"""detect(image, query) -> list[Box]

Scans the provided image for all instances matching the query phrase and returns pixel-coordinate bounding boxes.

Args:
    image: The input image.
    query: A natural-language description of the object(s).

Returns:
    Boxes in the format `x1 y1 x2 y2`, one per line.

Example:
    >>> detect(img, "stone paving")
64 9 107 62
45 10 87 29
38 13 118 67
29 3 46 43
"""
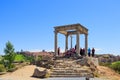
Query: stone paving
50 58 94 78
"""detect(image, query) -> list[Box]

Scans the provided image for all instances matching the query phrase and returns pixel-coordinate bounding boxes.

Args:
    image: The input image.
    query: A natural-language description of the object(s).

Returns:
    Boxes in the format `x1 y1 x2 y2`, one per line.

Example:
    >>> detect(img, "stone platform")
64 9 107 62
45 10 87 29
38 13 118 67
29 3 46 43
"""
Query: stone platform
50 57 99 78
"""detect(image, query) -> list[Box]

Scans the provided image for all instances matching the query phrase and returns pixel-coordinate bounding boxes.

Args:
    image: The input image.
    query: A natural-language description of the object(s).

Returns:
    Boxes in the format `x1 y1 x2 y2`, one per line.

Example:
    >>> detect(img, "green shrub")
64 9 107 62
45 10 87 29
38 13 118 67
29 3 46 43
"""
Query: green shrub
0 56 4 64
14 54 25 62
7 64 16 72
99 62 111 67
25 56 34 63
36 55 42 61
110 61 120 73
0 64 6 72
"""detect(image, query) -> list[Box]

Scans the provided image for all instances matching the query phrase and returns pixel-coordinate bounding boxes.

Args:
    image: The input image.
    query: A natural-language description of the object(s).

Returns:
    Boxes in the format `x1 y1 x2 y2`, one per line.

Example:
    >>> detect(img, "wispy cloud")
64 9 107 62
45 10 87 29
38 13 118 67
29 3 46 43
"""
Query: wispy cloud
95 48 102 52
27 49 41 52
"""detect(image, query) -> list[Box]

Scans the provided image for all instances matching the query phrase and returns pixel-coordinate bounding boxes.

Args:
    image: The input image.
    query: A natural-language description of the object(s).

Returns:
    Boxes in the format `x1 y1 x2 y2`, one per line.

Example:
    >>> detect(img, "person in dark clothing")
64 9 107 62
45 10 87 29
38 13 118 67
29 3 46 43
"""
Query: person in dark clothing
58 47 60 56
75 44 76 50
82 48 85 56
80 48 83 56
92 48 95 57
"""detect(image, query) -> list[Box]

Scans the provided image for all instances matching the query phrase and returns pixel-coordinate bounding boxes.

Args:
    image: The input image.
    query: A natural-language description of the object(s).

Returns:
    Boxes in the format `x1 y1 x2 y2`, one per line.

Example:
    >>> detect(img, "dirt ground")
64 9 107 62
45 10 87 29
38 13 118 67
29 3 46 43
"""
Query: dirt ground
0 65 45 80
97 66 120 80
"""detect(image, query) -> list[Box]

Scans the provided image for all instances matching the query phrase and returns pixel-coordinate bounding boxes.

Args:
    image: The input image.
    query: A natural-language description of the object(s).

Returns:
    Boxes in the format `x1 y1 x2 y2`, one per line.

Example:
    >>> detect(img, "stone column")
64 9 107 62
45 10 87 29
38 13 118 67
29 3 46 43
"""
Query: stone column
85 34 88 56
65 34 68 52
76 31 80 55
54 31 58 56
70 35 72 49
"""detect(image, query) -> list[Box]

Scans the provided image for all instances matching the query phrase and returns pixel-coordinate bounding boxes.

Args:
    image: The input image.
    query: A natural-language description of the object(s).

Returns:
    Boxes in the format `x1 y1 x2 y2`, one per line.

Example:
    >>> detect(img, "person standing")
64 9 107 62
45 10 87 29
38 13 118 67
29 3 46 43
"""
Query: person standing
80 48 83 56
92 48 95 57
82 48 85 56
88 48 91 57
75 44 76 50
58 47 60 56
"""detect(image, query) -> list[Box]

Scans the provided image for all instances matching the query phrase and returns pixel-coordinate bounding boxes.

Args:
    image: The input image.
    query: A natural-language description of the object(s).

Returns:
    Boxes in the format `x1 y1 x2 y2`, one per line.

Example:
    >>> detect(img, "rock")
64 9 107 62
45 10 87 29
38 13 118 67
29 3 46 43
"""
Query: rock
76 57 99 67
32 67 50 78
76 57 88 66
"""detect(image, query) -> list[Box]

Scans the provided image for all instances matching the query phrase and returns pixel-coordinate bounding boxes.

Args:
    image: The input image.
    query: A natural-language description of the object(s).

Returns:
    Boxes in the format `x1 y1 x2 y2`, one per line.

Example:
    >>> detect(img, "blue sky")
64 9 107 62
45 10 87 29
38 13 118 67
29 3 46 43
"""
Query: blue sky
0 0 120 55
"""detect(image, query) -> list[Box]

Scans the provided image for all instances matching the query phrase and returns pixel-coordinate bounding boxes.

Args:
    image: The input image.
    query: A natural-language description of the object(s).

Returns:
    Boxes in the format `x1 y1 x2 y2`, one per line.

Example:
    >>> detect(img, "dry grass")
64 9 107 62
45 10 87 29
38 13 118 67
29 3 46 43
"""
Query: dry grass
97 66 120 80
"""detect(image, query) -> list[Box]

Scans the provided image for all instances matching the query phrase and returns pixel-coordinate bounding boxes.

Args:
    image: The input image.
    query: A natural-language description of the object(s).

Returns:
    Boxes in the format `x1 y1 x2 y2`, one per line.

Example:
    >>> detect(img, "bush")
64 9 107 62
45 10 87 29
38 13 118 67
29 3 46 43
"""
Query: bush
37 55 42 61
0 64 6 72
0 56 4 64
99 62 111 67
110 61 120 73
14 54 25 62
7 64 16 72
25 56 35 63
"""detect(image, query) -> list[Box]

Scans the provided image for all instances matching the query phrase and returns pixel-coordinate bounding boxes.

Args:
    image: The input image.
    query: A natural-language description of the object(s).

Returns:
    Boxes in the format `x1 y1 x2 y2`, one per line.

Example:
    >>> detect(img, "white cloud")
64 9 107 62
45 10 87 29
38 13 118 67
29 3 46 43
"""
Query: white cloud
47 48 65 53
95 48 102 52
27 49 41 52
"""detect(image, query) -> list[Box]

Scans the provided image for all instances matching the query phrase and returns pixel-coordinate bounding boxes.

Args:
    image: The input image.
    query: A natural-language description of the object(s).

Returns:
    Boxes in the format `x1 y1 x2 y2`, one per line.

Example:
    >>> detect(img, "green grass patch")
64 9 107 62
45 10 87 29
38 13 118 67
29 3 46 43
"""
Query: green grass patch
99 62 111 67
14 54 25 62
110 61 120 74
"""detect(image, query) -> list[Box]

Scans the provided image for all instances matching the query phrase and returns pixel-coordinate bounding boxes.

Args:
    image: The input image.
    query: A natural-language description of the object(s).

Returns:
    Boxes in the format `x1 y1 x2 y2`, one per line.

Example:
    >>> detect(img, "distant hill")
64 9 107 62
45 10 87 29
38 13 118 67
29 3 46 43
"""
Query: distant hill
95 54 120 63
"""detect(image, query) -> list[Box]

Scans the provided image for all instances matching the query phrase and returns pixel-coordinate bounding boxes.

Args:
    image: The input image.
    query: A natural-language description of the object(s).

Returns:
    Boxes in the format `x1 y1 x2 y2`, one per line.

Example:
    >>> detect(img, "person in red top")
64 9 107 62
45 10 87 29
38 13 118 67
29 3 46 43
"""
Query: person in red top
92 48 95 57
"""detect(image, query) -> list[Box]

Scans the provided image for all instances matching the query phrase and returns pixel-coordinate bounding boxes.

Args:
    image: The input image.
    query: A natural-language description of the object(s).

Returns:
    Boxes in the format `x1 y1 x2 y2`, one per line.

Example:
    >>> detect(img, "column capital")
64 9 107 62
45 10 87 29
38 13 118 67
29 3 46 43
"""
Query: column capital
85 34 88 36
77 30 80 33
54 30 58 34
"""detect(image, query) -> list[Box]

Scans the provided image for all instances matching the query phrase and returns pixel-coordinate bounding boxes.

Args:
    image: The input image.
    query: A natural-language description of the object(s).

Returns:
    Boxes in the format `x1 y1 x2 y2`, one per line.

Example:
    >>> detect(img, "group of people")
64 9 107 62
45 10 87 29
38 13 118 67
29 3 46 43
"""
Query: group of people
57 46 95 57
80 48 85 56
80 48 95 57
88 48 95 57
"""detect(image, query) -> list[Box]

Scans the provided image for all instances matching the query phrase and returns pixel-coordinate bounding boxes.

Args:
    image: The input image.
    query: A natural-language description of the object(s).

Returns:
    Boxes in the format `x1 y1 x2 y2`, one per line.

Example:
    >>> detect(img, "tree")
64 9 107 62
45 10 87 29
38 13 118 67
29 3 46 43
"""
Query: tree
4 41 15 69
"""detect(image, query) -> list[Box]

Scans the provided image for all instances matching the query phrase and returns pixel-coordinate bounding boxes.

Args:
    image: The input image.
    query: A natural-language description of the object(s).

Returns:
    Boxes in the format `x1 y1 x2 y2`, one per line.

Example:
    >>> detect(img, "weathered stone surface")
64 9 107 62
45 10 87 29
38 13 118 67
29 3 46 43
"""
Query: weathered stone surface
32 67 50 78
50 58 95 78
76 57 99 67
36 60 54 69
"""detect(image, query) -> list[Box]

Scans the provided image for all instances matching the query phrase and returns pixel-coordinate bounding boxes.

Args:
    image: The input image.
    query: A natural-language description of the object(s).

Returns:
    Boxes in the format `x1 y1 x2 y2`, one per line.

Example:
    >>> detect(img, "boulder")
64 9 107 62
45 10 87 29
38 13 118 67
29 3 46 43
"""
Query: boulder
76 57 99 67
32 67 50 78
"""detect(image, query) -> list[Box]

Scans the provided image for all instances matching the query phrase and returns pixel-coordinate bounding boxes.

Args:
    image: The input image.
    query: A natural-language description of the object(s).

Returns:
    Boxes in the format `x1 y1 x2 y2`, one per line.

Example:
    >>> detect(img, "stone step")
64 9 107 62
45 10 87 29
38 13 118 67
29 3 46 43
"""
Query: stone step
50 73 94 77
51 72 92 75
50 74 83 77
52 68 89 71
52 70 89 73
54 64 81 67
52 70 75 73
52 68 73 70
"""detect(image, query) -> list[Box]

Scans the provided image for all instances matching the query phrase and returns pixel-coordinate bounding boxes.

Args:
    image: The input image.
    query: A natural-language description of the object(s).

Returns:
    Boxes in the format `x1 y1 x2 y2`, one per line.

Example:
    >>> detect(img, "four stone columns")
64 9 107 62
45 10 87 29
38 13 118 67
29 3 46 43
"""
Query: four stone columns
54 31 88 57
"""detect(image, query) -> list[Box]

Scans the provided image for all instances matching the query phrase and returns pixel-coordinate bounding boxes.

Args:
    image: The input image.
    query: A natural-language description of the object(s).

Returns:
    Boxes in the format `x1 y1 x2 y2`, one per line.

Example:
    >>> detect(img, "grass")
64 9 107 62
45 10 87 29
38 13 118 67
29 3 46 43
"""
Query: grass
110 61 120 74
14 54 25 62
100 61 120 74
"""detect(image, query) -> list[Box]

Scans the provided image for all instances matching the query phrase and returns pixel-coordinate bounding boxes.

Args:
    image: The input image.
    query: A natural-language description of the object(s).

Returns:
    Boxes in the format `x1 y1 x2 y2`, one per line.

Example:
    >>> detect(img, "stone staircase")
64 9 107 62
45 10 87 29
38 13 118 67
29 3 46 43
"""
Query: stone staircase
50 58 94 78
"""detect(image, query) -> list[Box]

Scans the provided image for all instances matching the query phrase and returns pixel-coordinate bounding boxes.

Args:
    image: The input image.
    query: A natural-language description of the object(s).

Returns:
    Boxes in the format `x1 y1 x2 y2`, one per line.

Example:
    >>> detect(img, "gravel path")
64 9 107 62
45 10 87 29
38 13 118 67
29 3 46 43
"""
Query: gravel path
0 65 44 80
